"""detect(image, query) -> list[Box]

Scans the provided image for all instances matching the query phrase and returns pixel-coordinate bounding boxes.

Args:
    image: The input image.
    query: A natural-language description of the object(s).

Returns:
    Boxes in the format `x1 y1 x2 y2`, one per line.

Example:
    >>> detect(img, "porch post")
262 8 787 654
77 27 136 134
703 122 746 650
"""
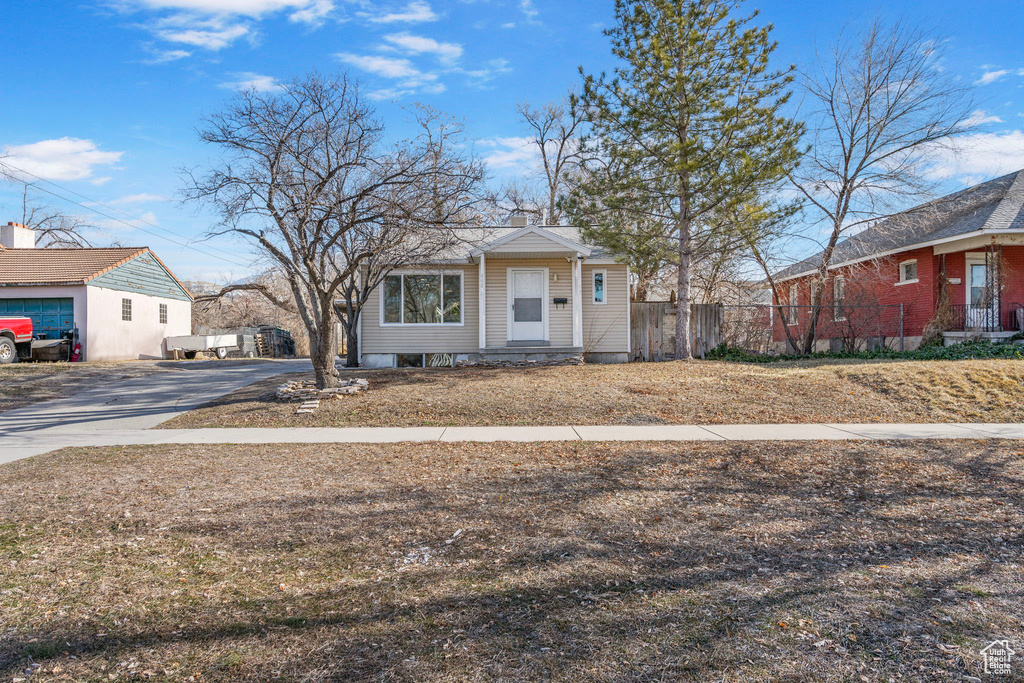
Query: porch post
572 254 583 348
478 253 487 349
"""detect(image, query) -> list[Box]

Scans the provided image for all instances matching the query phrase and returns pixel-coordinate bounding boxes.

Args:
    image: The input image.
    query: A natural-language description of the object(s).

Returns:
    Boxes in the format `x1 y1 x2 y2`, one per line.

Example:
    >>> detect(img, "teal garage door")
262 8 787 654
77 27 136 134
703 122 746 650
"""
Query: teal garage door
0 298 75 339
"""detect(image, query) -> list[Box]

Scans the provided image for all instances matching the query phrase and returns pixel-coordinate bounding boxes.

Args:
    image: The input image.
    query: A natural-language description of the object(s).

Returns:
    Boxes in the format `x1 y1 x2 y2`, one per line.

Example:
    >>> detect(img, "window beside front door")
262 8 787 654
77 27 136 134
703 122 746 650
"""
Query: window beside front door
593 270 606 304
382 272 462 325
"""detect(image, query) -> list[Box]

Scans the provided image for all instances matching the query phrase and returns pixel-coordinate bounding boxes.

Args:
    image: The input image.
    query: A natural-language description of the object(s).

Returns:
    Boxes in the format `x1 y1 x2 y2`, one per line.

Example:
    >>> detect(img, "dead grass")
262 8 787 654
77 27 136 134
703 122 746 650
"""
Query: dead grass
0 439 1021 681
161 358 1024 428
0 358 273 413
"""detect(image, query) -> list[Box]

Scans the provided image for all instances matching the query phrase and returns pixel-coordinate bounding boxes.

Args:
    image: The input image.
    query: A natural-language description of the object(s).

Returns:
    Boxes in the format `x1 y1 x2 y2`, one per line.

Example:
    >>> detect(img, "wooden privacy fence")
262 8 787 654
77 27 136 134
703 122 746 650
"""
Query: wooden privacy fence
630 302 723 361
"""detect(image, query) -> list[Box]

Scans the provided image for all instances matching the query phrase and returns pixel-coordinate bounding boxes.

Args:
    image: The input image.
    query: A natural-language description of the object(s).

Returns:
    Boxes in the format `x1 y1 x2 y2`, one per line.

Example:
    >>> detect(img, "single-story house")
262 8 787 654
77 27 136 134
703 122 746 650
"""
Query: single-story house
0 222 192 361
771 169 1024 350
358 218 631 367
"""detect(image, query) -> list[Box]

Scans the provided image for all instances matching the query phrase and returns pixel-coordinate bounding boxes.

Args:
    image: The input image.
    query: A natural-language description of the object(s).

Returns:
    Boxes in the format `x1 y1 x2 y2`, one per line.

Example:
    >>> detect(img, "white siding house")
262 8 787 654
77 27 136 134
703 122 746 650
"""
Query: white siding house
358 222 631 366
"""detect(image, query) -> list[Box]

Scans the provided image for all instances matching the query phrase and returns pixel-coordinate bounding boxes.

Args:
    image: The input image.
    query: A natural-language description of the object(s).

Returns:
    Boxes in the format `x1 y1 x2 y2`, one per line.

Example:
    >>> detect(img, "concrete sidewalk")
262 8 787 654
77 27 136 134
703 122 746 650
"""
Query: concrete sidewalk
4 422 1024 466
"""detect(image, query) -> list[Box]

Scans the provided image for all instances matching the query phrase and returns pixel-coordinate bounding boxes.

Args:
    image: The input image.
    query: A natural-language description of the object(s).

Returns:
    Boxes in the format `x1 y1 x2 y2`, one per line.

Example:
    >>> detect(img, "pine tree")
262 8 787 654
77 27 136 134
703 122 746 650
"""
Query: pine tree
572 0 803 358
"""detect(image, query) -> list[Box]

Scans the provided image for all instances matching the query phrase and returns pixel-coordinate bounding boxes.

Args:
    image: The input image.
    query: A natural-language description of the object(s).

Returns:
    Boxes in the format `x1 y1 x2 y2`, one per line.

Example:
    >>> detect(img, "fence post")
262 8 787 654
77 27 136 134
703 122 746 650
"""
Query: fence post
899 304 905 352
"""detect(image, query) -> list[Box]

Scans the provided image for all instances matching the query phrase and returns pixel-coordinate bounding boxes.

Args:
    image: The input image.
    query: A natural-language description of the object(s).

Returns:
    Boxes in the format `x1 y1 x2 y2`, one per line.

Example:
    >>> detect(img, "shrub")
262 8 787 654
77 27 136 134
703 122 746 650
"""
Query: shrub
704 340 1024 363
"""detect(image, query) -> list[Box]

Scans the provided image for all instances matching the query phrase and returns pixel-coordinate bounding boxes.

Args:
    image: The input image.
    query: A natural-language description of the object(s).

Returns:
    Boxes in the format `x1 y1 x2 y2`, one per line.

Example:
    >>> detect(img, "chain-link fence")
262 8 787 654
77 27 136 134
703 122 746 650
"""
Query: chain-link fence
721 304 906 355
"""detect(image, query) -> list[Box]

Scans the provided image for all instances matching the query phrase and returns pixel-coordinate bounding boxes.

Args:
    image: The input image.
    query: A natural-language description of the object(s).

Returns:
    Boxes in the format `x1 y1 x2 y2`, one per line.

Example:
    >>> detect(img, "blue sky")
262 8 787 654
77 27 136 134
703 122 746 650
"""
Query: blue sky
2 0 1024 282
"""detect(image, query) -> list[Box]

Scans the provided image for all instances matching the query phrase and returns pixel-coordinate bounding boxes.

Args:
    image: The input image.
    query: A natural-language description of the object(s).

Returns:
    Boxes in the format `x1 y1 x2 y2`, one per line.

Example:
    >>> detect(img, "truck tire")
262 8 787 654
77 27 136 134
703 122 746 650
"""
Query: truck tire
215 346 228 360
0 337 17 364
183 350 198 360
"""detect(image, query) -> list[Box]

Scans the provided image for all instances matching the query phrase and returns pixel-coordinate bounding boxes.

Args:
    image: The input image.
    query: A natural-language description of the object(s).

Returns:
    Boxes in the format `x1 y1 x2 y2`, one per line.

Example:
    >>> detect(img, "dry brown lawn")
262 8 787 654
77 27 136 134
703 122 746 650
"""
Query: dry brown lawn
162 358 1024 428
1 439 1022 681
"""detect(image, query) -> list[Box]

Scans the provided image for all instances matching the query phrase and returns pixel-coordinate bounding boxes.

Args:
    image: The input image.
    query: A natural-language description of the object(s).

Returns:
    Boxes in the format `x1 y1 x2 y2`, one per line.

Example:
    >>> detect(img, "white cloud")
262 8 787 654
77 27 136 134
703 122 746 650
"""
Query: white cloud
924 130 1024 184
220 72 283 91
142 48 192 63
478 136 537 172
518 0 539 23
363 1 438 23
382 32 462 65
336 52 443 98
975 69 1010 86
109 193 169 205
458 58 512 86
1 138 123 182
117 0 334 54
501 22 516 29
961 110 1004 127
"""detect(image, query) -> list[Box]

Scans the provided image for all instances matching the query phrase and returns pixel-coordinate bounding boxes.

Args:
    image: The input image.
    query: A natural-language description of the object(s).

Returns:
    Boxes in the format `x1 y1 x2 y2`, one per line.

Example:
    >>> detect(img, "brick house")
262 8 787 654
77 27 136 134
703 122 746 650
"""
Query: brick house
772 170 1024 351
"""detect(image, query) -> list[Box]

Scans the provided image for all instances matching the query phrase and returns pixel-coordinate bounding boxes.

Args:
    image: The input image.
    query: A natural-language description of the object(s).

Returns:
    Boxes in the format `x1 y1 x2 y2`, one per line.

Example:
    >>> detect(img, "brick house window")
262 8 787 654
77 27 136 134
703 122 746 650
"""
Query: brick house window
833 276 846 321
788 286 799 324
121 298 132 322
159 303 168 324
899 260 918 283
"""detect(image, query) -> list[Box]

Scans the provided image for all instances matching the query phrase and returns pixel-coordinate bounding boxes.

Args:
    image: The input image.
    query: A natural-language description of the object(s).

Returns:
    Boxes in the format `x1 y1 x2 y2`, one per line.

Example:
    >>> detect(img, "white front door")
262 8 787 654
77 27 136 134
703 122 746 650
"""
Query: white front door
508 268 547 341
966 259 997 329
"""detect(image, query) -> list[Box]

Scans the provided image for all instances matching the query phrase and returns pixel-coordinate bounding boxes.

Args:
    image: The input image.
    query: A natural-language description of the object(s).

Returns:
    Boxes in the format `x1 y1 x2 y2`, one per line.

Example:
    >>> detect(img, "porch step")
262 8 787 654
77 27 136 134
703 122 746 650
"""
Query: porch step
505 340 550 347
482 346 582 353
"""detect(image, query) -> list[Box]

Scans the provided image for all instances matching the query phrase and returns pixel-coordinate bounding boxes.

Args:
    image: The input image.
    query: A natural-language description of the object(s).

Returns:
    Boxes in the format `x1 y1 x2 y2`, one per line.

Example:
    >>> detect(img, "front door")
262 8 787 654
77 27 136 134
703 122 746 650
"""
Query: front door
509 269 546 341
966 259 997 329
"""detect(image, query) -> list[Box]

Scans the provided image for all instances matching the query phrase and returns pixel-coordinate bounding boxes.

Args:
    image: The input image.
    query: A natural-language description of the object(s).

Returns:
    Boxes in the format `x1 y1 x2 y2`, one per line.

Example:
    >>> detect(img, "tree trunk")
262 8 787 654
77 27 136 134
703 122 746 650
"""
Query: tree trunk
345 309 359 367
309 316 339 389
675 224 693 360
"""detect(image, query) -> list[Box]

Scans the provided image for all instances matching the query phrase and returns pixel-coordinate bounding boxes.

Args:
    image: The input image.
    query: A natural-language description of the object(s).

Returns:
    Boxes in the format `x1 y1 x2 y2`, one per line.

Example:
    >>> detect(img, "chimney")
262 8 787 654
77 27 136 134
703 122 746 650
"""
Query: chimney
0 222 36 249
508 215 530 228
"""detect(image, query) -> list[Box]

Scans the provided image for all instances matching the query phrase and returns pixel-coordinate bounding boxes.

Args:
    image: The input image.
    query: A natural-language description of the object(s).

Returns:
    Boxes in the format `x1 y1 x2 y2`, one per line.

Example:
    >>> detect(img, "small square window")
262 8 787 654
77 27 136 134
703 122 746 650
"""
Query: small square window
159 303 168 324
899 260 918 282
121 298 132 322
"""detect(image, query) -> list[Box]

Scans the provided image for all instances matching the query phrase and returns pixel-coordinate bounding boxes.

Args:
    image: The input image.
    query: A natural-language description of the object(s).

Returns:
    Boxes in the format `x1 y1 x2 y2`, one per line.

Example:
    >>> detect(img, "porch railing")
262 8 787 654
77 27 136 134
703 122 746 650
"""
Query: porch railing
947 303 1024 332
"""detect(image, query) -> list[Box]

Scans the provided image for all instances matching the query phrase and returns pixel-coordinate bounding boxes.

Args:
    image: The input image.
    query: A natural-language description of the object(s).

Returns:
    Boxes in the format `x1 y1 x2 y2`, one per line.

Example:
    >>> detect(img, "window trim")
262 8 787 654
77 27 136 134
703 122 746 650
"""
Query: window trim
379 270 465 327
833 276 847 321
592 269 608 305
787 286 799 325
121 298 132 322
159 303 168 325
896 259 919 285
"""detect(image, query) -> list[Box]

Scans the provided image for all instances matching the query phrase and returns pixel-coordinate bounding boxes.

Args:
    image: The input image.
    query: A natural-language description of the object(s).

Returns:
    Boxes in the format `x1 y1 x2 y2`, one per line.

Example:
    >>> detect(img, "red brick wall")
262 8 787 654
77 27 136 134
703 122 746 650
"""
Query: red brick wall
773 245 1024 343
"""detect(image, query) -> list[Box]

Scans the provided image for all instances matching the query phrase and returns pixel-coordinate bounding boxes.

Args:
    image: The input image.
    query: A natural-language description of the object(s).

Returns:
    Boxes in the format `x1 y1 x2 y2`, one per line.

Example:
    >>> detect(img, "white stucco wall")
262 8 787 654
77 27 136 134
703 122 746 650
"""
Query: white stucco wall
85 285 191 360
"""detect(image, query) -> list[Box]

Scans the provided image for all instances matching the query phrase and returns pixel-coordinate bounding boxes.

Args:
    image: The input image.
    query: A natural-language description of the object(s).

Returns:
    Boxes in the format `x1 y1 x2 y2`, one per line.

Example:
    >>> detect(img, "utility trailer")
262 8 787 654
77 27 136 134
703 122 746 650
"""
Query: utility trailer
164 334 243 360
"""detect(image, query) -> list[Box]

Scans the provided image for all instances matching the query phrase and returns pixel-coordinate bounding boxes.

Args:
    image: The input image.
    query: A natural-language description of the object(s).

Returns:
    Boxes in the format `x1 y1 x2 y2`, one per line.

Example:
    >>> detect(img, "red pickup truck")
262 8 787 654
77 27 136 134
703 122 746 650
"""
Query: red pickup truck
0 316 33 364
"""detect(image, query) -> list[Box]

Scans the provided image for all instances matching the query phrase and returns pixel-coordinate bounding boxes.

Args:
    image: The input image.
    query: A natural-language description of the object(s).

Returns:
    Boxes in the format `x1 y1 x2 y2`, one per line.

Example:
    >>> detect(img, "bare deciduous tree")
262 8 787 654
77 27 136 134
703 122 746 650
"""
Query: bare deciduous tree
0 179 95 247
790 19 973 352
185 73 484 388
493 95 587 224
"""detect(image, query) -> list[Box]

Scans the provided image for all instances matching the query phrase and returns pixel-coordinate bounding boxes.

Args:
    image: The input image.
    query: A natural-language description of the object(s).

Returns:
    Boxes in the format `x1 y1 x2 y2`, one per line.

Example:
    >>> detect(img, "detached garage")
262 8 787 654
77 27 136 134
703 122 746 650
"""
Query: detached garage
0 222 192 361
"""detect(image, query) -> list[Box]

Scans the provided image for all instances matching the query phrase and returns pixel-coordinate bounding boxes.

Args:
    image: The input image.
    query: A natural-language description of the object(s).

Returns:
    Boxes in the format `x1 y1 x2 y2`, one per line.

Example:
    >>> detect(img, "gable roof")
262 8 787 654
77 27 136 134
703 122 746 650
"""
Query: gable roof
775 170 1024 280
0 247 193 299
469 225 593 257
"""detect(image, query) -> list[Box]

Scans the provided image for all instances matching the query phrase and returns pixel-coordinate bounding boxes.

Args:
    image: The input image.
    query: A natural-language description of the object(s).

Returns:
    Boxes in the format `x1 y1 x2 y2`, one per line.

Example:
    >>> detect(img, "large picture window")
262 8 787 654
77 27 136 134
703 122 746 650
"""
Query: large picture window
383 272 462 325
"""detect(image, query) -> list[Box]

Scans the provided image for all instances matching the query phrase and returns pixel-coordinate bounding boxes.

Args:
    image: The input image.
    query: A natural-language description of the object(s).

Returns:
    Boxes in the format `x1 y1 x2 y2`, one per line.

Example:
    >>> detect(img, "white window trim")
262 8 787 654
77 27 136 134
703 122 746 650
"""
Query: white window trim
787 286 799 325
897 259 919 285
121 298 132 322
506 266 550 342
833 276 847 321
379 270 465 327
592 269 608 305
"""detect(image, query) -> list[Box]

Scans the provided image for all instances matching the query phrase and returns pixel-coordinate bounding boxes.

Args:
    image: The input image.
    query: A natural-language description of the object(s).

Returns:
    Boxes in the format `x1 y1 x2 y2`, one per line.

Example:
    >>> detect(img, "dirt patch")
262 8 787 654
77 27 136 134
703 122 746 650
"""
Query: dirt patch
0 439 1020 681
161 358 1024 428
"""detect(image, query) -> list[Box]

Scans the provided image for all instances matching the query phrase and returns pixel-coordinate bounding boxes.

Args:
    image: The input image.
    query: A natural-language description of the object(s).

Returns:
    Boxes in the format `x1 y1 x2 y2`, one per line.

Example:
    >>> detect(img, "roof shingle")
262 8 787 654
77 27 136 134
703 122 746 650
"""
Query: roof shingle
0 247 148 285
